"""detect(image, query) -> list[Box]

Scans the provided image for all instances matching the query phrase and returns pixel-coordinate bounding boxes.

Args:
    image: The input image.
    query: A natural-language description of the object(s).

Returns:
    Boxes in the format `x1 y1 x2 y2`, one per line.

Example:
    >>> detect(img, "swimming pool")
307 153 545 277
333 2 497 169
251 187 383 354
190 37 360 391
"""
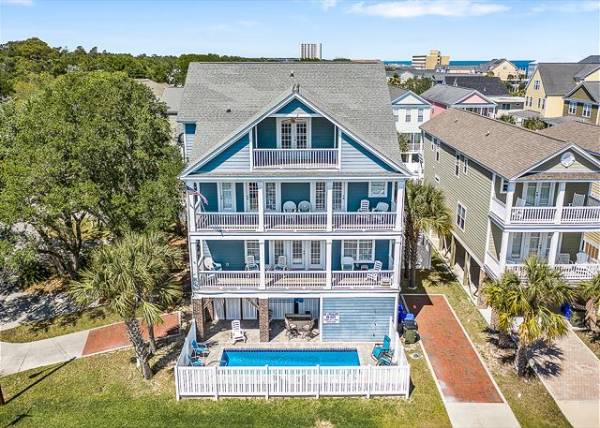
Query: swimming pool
220 348 360 367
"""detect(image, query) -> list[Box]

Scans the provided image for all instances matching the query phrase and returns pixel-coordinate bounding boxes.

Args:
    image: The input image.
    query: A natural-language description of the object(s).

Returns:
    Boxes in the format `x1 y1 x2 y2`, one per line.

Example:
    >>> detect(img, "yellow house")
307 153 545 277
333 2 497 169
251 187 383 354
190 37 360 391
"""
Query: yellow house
524 61 600 118
480 59 520 81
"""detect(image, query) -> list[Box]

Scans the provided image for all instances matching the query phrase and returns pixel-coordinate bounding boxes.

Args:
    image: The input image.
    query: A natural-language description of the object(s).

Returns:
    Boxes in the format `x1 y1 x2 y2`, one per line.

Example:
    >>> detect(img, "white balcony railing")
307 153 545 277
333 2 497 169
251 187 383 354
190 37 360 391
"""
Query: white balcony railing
505 206 600 225
264 213 327 231
506 263 600 282
561 207 600 224
196 213 259 231
194 271 260 290
266 271 327 289
253 149 338 169
510 207 556 223
332 213 397 231
332 271 394 288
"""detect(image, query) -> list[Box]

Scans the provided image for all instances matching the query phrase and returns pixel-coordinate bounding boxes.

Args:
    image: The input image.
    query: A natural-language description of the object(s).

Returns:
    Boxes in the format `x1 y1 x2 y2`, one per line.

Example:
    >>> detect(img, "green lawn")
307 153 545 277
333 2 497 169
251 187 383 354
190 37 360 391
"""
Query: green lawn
0 339 450 428
0 306 123 343
407 254 570 428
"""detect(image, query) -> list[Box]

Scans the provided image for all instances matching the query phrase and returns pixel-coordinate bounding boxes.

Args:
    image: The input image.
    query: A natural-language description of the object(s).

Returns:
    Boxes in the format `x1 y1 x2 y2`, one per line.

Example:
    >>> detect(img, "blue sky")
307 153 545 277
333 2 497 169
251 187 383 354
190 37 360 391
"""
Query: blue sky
1 0 598 61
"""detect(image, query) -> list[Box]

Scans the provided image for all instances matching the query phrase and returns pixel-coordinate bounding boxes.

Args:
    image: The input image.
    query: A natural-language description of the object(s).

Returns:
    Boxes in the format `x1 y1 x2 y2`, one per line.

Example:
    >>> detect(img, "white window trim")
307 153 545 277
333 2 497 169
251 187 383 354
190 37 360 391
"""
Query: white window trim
368 181 388 198
275 117 312 149
332 181 347 212
463 156 469 175
499 178 509 194
454 153 461 177
456 202 467 231
342 240 375 263
244 240 260 262
582 103 592 118
435 140 441 162
310 181 327 212
244 182 259 212
264 182 281 212
217 182 237 212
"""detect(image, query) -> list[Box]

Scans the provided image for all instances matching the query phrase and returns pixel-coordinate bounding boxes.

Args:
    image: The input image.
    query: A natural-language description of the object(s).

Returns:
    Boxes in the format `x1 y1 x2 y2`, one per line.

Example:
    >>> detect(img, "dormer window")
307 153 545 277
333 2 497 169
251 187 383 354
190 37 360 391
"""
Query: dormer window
277 118 311 148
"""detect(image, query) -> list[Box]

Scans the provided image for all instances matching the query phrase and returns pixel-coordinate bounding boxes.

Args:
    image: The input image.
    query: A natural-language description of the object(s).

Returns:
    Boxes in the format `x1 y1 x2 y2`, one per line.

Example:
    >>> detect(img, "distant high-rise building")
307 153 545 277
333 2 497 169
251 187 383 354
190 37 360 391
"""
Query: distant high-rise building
411 50 450 70
300 43 322 60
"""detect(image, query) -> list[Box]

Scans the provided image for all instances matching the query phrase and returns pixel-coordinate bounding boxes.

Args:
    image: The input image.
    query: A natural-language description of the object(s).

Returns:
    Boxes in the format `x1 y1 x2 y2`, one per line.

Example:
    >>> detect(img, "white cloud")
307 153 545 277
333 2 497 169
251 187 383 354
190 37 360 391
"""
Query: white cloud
0 0 33 5
321 0 339 10
348 0 509 18
530 0 600 13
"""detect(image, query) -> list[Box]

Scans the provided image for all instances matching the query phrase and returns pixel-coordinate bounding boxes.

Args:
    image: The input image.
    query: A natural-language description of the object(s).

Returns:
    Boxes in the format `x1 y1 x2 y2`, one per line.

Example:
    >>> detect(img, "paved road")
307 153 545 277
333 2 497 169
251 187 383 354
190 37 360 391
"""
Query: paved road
1 312 180 375
403 294 520 428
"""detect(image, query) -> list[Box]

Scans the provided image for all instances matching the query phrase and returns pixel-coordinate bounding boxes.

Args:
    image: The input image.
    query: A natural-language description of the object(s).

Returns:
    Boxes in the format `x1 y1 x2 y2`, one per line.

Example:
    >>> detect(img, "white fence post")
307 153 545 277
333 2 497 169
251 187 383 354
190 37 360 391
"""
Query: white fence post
213 366 218 400
265 365 270 399
316 364 321 398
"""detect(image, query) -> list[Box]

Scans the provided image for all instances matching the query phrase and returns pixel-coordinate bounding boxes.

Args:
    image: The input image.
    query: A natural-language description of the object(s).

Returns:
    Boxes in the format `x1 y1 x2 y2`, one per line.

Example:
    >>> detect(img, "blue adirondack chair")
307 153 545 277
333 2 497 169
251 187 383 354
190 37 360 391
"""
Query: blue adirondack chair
191 339 209 357
371 335 391 360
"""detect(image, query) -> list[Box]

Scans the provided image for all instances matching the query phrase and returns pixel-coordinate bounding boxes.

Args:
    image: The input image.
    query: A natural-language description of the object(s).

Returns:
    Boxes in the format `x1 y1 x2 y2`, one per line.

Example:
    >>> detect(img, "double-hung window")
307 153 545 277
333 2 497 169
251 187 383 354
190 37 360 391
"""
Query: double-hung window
405 110 412 122
455 153 461 176
582 103 592 118
534 80 540 90
456 203 467 231
463 156 469 174
568 101 577 115
435 140 441 162
368 181 388 198
417 110 424 122
278 118 310 148
314 182 326 211
332 182 344 211
265 182 278 211
245 240 260 262
247 182 259 211
342 240 375 263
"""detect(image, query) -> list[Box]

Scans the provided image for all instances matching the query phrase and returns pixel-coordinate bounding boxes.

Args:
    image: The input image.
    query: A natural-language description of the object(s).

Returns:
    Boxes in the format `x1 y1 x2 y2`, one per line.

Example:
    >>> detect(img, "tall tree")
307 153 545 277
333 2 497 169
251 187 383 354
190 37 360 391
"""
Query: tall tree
581 273 600 333
404 181 451 288
482 257 574 376
70 232 180 379
0 71 182 278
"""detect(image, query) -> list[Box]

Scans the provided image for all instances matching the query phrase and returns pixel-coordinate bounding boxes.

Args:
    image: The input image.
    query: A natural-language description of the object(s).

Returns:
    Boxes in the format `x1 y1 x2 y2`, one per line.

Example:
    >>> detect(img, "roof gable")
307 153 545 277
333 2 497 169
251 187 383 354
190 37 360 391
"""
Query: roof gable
274 98 315 115
458 93 493 105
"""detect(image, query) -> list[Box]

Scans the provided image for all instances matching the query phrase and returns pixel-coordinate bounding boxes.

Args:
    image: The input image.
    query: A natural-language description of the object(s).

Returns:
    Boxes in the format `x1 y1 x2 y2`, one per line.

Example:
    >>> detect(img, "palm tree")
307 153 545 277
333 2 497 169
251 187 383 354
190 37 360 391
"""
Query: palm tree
483 257 575 376
404 181 452 288
70 232 181 379
498 115 516 125
581 273 600 333
481 272 520 348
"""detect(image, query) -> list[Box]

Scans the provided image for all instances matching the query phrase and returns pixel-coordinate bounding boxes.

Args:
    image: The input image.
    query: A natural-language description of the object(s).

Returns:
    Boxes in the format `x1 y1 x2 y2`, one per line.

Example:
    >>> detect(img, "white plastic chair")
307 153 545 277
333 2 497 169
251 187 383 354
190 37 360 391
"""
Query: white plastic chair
273 256 287 271
372 202 389 212
557 253 571 264
358 199 370 212
298 200 311 212
231 320 246 343
341 256 355 271
203 256 222 271
571 193 585 207
245 255 259 271
576 252 589 264
283 201 297 212
367 261 383 282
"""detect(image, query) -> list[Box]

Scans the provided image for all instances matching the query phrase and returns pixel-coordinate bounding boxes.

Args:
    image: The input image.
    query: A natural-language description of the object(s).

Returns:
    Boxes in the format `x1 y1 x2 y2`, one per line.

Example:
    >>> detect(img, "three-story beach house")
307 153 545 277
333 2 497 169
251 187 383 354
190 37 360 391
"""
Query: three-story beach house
421 109 600 294
178 62 412 342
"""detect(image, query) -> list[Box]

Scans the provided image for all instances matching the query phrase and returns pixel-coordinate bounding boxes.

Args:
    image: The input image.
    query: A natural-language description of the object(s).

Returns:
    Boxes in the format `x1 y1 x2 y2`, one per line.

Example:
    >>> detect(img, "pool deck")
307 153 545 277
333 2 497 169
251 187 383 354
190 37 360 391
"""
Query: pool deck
200 320 378 366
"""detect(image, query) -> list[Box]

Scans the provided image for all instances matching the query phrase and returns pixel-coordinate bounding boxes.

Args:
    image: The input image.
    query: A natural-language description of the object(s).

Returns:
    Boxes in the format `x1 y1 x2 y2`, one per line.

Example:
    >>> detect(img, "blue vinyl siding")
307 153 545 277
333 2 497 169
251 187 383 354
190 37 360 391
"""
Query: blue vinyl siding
195 134 250 173
184 123 196 158
281 183 310 206
340 133 395 172
235 183 245 212
256 117 277 149
311 117 335 148
206 240 245 270
275 99 315 115
332 241 342 270
321 297 395 342
346 182 393 211
199 183 218 212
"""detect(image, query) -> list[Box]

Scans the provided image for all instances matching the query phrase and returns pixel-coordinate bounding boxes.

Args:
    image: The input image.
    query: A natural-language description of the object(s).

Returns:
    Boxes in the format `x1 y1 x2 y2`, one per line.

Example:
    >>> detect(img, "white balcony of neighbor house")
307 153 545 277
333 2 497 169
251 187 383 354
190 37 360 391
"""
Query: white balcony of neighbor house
489 177 600 227
250 115 340 169
191 180 404 233
485 228 600 283
191 238 402 293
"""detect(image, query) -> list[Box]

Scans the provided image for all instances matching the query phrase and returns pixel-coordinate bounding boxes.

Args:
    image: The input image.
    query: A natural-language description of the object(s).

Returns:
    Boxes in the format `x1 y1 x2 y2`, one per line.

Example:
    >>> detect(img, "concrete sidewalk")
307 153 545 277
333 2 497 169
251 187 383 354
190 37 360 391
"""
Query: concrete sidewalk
532 330 600 428
1 312 180 375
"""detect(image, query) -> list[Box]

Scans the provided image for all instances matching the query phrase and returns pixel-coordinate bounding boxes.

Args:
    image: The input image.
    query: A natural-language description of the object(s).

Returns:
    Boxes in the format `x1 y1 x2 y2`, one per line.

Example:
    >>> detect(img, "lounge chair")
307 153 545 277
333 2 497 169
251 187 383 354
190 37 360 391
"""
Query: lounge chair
245 255 259 271
367 260 383 282
231 320 246 344
376 352 393 366
190 357 204 367
191 339 209 357
273 255 287 271
358 199 370 212
285 318 299 339
371 335 391 361
298 200 311 212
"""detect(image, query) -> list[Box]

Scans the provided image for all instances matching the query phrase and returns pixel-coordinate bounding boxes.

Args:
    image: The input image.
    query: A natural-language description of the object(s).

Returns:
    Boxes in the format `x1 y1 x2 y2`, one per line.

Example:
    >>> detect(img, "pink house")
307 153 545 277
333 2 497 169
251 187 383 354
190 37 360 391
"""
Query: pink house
422 84 497 117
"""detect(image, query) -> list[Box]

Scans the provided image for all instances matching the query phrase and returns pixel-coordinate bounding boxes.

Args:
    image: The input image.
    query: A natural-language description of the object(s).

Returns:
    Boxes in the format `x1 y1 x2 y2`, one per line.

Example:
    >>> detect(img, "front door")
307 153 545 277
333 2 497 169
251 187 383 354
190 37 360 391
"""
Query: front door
524 232 550 261
219 182 235 212
284 240 324 269
308 241 325 269
290 240 304 269
524 183 554 206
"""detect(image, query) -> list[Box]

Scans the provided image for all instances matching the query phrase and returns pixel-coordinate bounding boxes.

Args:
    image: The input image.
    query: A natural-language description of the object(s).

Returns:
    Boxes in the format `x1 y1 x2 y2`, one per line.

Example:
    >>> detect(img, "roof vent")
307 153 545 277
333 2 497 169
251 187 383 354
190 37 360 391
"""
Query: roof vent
292 83 300 93
485 131 490 136
226 108 232 113
290 71 294 77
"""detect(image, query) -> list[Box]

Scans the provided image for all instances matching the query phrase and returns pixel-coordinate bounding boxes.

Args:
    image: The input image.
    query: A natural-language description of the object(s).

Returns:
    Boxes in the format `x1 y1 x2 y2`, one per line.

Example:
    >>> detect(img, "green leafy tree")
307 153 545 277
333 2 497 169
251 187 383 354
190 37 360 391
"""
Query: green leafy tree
482 257 574 376
581 273 600 333
523 118 547 130
498 115 516 125
0 71 182 278
71 232 181 379
404 181 452 288
397 133 410 152
392 76 433 95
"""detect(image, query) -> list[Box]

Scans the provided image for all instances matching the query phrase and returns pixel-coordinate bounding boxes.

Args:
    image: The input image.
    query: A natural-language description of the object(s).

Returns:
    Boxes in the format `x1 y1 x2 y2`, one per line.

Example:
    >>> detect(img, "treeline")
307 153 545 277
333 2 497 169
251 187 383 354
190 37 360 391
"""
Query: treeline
0 37 261 97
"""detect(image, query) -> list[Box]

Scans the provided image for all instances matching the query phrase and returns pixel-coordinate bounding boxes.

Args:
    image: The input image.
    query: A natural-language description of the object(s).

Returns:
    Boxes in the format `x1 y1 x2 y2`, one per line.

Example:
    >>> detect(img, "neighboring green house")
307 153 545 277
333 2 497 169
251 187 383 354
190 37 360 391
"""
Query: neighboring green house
563 81 600 125
420 109 600 293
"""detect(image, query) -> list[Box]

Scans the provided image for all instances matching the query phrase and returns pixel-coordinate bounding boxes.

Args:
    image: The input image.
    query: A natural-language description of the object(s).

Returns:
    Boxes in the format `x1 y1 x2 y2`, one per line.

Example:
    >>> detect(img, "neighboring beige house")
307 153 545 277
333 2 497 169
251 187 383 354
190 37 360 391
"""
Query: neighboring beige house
524 59 600 118
420 109 600 294
540 121 600 262
479 59 521 81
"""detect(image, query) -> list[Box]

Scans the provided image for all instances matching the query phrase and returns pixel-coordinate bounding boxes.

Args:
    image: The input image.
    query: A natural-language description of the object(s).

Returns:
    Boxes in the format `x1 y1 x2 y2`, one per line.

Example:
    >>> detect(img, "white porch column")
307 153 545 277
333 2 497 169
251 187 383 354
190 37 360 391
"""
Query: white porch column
394 181 405 232
257 181 265 231
504 181 516 223
325 239 332 289
498 231 510 273
548 232 560 266
189 238 199 287
554 182 566 224
259 239 266 290
187 182 197 233
392 237 402 289
326 181 333 232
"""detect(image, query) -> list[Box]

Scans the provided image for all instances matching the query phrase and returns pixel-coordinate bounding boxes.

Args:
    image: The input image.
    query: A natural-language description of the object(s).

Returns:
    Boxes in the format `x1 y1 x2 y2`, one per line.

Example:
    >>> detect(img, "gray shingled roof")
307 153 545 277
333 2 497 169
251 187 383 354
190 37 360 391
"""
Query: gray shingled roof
565 81 600 103
443 76 509 96
536 63 600 95
388 85 409 102
421 84 494 106
420 109 584 179
161 87 184 114
178 62 400 168
539 121 600 154
478 58 505 72
579 55 600 64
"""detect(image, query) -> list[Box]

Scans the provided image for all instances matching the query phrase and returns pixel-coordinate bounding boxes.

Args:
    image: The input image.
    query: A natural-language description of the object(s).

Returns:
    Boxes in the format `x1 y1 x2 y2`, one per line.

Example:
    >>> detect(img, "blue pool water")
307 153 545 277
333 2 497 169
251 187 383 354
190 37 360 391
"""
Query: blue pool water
220 348 360 367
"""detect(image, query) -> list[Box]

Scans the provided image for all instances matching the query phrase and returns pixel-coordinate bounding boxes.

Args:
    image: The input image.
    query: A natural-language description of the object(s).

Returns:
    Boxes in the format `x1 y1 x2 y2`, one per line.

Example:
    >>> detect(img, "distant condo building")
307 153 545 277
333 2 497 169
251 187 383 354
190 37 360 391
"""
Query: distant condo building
300 43 322 60
411 49 449 70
